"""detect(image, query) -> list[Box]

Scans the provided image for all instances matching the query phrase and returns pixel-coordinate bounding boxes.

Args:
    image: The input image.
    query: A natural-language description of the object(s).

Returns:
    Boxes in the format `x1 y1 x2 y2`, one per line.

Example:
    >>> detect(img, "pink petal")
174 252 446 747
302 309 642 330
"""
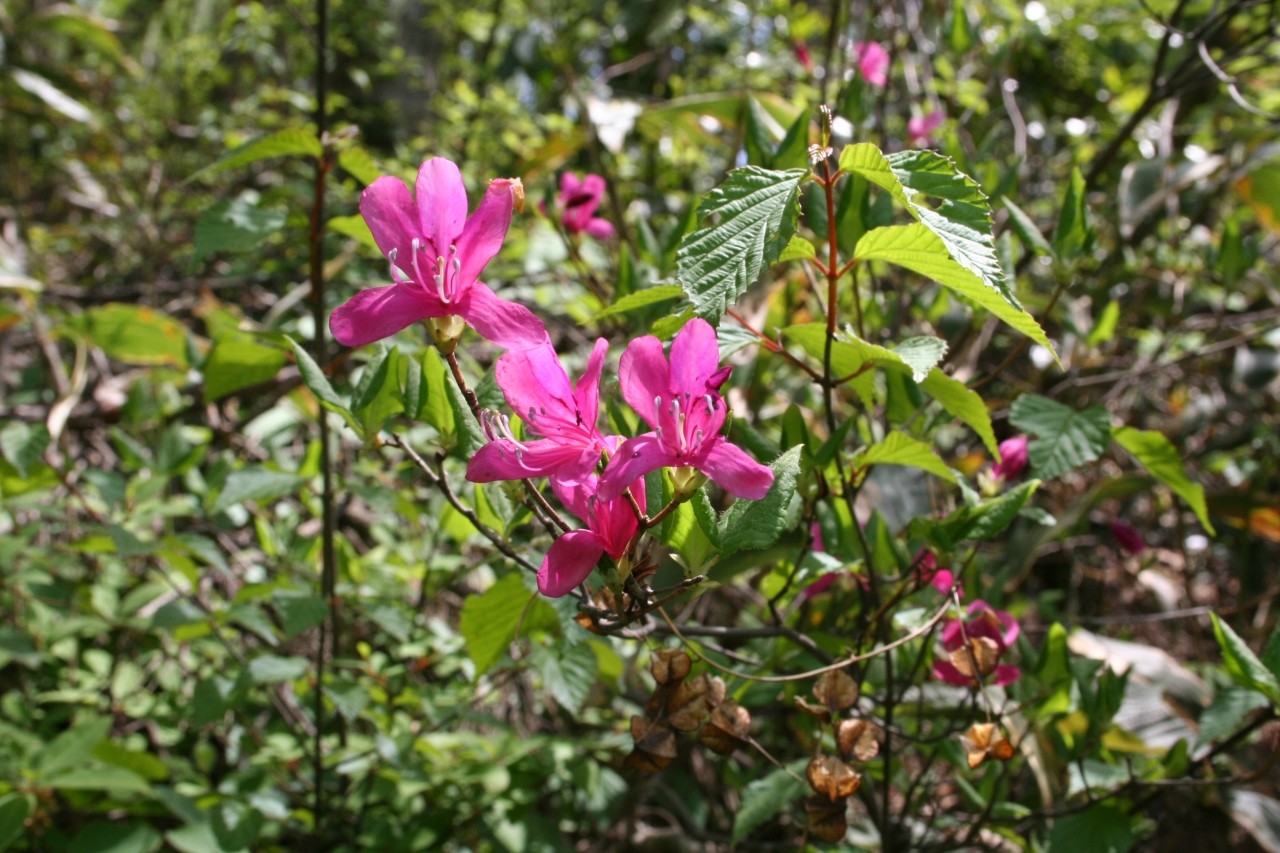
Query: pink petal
539 529 605 597
415 158 468 251
572 338 610 427
700 441 774 500
993 664 1021 687
455 178 516 287
598 433 671 501
933 660 971 687
360 176 420 261
669 318 720 394
584 217 616 240
617 335 669 428
559 172 584 199
456 283 548 351
329 283 441 347
495 340 575 426
465 438 586 482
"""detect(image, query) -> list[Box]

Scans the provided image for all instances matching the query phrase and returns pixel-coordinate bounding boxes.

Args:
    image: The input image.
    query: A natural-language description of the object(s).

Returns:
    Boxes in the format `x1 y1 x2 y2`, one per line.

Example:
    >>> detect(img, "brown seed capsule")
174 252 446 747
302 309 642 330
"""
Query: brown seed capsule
627 716 677 773
949 636 1001 681
806 754 862 802
836 718 881 762
651 648 692 685
794 695 832 723
805 796 849 843
666 674 712 732
700 700 752 755
814 670 860 713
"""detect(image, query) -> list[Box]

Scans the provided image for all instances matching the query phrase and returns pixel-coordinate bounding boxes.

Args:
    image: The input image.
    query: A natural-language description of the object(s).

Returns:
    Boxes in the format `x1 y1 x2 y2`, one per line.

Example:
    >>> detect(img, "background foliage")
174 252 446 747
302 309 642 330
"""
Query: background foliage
2 0 1279 849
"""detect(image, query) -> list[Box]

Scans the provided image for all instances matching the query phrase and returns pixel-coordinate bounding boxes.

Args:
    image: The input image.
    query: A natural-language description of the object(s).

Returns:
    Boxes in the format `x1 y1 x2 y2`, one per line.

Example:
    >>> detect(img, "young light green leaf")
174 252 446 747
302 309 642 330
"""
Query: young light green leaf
718 446 802 558
1113 426 1215 534
327 214 378 251
783 322 921 382
1053 167 1091 260
188 127 321 183
677 167 807 320
852 432 957 485
1211 613 1280 706
893 336 949 382
1009 394 1111 479
1087 300 1121 347
459 573 537 675
777 235 816 263
592 284 684 321
246 654 309 684
203 336 286 402
336 145 381 186
920 369 999 456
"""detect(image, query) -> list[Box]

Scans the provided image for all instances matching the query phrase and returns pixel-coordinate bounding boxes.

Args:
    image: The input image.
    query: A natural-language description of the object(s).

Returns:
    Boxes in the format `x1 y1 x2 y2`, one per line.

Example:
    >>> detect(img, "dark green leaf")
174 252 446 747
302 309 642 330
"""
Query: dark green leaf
718 446 802 558
1009 394 1111 479
211 469 305 514
194 197 285 263
0 421 51 479
733 762 808 843
246 654 308 684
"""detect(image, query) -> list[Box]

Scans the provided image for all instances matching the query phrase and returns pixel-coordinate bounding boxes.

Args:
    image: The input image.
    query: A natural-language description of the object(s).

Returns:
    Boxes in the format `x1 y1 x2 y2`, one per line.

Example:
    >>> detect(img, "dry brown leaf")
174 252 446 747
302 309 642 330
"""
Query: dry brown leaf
806 754 862 801
960 722 1015 769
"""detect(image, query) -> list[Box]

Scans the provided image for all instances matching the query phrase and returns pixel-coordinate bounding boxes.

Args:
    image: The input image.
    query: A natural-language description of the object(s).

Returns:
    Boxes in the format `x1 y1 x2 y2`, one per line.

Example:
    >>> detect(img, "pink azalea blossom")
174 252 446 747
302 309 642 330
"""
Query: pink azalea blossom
918 549 962 597
557 173 615 240
854 41 890 88
598 319 774 502
538 451 644 597
330 157 546 351
907 110 945 147
934 600 1021 688
466 338 610 486
1110 519 1146 555
992 435 1029 480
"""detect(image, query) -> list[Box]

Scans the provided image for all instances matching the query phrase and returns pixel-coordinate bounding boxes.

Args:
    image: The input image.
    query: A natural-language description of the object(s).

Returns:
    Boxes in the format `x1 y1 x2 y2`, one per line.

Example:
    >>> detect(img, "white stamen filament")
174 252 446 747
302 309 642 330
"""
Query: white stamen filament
704 394 715 415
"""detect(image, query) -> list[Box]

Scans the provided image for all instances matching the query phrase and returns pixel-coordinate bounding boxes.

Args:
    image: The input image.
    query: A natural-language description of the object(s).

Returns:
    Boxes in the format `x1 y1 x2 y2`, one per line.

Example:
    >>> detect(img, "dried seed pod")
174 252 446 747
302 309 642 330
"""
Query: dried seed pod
700 700 751 755
627 716 677 773
794 695 832 723
651 649 692 685
705 675 727 708
666 674 712 732
836 718 881 762
806 754 862 802
805 796 849 843
960 722 1015 769
949 636 1001 681
813 670 859 712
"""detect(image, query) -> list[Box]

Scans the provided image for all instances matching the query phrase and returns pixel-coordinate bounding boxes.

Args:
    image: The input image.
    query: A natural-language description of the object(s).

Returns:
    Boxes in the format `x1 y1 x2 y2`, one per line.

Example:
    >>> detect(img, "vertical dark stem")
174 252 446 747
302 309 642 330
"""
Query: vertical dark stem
309 0 335 836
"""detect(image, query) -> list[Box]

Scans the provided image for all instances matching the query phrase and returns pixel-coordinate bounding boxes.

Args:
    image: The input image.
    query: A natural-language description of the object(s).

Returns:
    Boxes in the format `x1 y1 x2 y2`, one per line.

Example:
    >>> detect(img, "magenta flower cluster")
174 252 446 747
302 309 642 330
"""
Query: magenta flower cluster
330 158 774 597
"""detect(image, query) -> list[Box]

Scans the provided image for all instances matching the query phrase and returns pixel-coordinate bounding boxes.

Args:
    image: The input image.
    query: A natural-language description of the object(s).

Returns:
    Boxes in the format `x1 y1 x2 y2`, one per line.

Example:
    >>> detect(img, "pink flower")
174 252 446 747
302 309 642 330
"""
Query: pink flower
854 41 889 88
1110 519 1146 555
793 39 814 73
992 435 1029 480
538 455 644 597
918 550 962 597
557 173 615 240
907 110 944 147
934 600 1021 688
598 319 774 502
466 338 610 486
330 157 547 351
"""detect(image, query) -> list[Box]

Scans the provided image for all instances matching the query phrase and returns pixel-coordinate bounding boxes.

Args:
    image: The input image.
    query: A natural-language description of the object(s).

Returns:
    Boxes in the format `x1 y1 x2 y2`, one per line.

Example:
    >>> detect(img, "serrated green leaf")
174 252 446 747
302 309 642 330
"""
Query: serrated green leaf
893 336 949 382
1002 196 1053 257
677 167 807 320
732 762 809 843
777 234 816 263
920 369 999 456
591 285 683 321
246 654 308 684
212 469 305 514
1211 613 1280 706
0 421 51 479
853 431 957 485
536 642 598 714
783 322 919 382
855 223 1054 356
1009 394 1111 479
941 479 1040 543
1112 426 1214 534
718 446 802 558
75 303 189 368
459 574 539 675
194 197 285 263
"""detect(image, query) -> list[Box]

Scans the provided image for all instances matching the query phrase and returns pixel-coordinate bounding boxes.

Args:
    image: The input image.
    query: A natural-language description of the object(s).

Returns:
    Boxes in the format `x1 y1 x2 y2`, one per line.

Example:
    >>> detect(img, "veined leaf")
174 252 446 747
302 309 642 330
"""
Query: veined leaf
460 573 544 675
1211 613 1280 706
194 196 285 263
783 322 934 383
74 303 189 368
718 446 803 558
676 167 807 320
592 284 684 321
1009 393 1111 479
777 235 816 262
920 369 999 456
1113 426 1215 534
851 432 957 485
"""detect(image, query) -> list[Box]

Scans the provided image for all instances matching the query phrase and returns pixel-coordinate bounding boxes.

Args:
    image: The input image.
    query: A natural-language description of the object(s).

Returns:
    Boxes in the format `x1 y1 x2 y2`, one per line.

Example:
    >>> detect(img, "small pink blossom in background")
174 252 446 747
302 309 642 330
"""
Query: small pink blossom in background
934 600 1021 688
801 522 837 599
854 41 889 88
598 318 774 502
330 157 546 351
917 550 962 597
793 39 814 73
992 435 1029 480
907 110 945 147
1111 519 1146 555
556 173 615 240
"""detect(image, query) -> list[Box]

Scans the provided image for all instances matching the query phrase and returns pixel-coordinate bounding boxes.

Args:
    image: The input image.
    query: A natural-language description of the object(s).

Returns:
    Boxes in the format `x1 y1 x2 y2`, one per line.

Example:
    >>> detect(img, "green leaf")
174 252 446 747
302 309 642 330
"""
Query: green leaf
193 197 285 263
336 145 381 186
1002 196 1053 257
777 234 816 263
46 766 151 796
211 469 305 514
1009 394 1111 479
1112 426 1214 534
75 303 189 368
893 336 949 382
275 594 327 639
67 821 162 853
855 223 1054 357
327 214 377 251
676 167 807 320
1211 613 1280 706
1052 167 1091 260
211 801 264 852
190 127 321 182
246 654 309 684
591 284 683 321
1086 300 1121 348
351 346 404 438
852 432 957 485
733 762 809 843
0 421 51 479
1045 804 1134 853
536 642 598 714
920 369 999 456
0 794 32 852
940 480 1040 544
203 335 286 402
445 373 485 456
419 348 456 435
783 322 929 384
33 716 113 776
718 446 802 558
459 573 542 675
